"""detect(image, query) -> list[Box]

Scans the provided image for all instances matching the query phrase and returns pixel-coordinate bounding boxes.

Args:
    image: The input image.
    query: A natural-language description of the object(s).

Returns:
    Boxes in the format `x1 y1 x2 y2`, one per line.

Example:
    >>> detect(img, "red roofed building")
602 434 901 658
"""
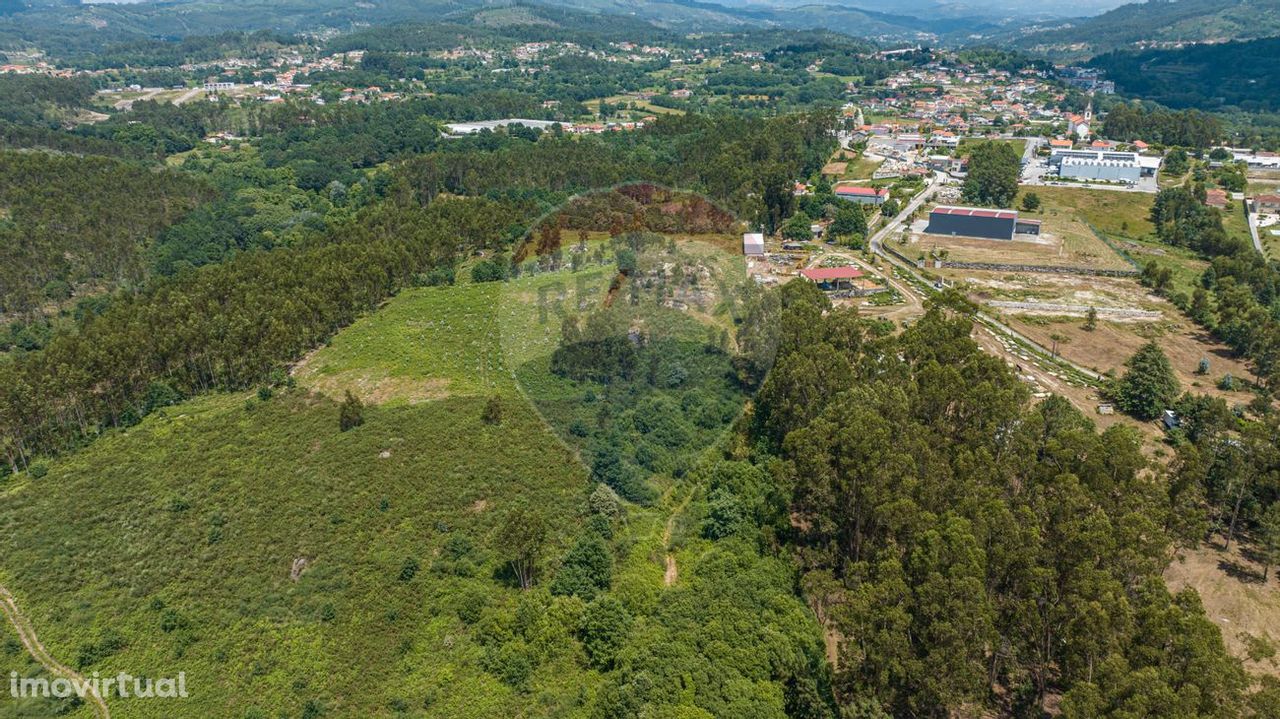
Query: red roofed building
833 183 889 206
1205 189 1228 208
1254 194 1280 214
800 266 864 282
799 266 865 291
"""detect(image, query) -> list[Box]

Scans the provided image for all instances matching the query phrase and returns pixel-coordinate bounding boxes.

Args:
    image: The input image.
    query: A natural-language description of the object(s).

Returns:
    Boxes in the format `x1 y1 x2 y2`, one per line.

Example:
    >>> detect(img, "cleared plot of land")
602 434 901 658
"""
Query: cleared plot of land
911 227 1131 270
957 137 1027 158
842 153 884 180
1166 545 1280 678
1009 314 1255 404
1015 185 1155 238
958 268 1254 400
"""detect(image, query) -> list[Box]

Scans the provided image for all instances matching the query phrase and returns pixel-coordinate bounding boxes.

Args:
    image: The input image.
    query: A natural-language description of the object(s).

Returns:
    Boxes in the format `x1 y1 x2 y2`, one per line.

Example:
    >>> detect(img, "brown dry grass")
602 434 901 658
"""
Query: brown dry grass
1166 544 1280 677
299 369 451 405
913 229 1130 270
1008 314 1255 405
822 161 849 176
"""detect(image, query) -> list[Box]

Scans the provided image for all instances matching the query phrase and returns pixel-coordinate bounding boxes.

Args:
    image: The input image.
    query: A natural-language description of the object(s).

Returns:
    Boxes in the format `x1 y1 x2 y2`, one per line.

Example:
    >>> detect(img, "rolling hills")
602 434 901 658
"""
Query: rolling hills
1012 0 1280 58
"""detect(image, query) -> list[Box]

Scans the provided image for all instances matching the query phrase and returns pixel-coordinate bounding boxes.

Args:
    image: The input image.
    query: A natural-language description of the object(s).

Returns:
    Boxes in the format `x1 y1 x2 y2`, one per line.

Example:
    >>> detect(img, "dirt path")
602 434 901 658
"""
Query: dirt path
0 585 111 718
173 87 205 106
661 491 694 587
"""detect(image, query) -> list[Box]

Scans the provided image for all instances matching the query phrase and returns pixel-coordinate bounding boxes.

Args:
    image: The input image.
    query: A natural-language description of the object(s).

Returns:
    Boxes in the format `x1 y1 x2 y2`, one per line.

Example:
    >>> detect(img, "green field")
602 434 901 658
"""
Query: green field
0 287 593 717
957 137 1027 159
0 240 825 719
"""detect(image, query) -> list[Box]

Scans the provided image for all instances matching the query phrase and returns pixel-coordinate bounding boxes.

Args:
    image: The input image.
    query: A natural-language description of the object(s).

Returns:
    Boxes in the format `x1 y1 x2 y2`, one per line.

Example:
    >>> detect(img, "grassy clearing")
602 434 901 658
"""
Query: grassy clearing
1166 545 1280 678
958 137 1027 158
842 153 884 180
1222 199 1254 248
1016 185 1155 239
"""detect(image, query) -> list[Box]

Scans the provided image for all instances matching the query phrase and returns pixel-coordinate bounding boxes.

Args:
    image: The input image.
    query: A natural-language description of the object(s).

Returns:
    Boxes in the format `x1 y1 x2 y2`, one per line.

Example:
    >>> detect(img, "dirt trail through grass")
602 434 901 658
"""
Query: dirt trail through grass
0 585 111 719
661 491 695 587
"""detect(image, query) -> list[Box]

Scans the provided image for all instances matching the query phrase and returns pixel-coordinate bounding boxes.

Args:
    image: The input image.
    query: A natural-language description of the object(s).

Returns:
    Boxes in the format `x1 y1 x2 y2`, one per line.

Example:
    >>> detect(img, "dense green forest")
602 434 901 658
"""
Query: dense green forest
0 151 213 316
751 286 1280 717
1090 38 1280 114
1097 103 1223 148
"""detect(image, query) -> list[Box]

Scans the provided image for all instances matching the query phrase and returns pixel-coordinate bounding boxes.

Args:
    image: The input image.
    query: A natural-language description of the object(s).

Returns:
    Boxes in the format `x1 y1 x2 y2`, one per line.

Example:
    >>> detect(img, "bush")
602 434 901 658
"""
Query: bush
339 390 364 431
482 395 503 425
397 557 419 582
702 489 746 539
578 596 631 669
471 258 508 283
550 532 612 600
588 484 620 518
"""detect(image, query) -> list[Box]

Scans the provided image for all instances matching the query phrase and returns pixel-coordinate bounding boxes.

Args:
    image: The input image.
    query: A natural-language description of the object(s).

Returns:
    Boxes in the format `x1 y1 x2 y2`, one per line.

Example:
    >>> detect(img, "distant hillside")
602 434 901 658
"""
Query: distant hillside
1088 37 1280 113
0 0 1005 58
1011 0 1280 58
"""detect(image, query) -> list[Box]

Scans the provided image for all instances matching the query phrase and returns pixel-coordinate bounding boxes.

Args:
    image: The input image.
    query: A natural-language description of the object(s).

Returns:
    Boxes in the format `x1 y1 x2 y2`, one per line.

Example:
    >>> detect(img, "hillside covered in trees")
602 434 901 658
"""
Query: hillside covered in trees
1089 37 1280 114
0 151 213 317
1015 0 1280 57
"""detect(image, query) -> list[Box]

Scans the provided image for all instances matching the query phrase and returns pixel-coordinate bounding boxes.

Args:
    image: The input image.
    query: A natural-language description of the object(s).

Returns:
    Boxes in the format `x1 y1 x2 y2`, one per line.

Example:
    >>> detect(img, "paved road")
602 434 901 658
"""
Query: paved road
1247 206 1266 256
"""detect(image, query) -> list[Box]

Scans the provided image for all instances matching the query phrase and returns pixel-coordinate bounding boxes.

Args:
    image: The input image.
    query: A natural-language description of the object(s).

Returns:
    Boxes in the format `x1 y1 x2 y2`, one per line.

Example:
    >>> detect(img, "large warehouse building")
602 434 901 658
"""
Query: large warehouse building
926 206 1018 240
925 206 1042 241
1049 149 1147 183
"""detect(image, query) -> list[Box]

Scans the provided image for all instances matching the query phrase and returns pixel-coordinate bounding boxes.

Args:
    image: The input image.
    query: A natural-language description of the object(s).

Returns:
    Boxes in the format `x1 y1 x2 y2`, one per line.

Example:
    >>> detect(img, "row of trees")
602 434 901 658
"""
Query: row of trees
0 197 528 471
1146 186 1280 391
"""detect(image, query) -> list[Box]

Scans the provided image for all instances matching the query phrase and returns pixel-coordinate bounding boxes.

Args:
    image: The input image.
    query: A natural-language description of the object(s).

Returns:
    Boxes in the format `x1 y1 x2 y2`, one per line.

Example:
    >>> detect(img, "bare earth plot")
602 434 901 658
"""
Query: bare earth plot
1166 545 1280 678
911 226 1132 270
954 268 1255 404
1015 317 1254 401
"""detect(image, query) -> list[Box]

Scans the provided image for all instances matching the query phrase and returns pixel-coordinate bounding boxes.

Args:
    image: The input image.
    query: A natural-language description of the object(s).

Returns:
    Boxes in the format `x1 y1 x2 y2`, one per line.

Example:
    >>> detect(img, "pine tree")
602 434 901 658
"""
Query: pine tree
1117 341 1180 420
1259 503 1280 582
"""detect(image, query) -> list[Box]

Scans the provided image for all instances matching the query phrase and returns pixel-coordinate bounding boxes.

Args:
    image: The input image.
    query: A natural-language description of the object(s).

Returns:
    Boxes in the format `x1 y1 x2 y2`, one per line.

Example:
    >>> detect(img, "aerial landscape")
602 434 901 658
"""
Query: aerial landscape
1 0 1280 717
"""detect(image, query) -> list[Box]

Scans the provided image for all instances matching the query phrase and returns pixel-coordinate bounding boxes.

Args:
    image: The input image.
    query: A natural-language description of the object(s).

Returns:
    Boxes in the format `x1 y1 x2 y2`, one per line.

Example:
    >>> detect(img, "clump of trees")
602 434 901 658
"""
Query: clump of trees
1097 102 1222 148
962 141 1020 207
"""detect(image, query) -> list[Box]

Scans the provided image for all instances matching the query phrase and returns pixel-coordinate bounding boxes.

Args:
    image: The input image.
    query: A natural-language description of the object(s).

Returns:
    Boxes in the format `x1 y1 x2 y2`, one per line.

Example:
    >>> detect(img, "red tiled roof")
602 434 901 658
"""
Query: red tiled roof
800 267 864 281
1255 194 1280 204
931 205 1017 220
